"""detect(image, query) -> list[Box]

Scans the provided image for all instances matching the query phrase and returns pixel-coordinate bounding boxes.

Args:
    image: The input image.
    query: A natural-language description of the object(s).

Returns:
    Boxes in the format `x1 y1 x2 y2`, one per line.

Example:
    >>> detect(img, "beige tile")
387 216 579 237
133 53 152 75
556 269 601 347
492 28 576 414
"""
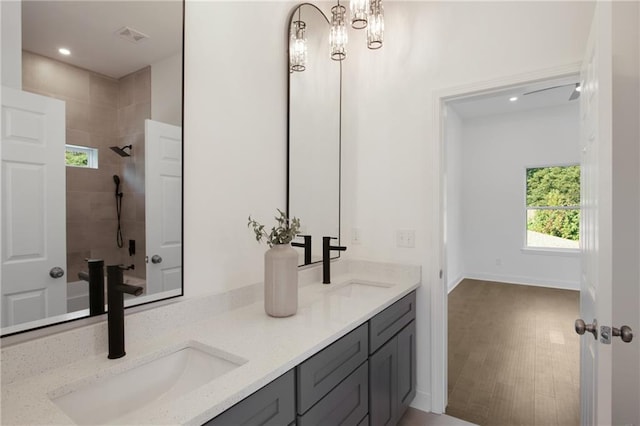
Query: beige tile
22 51 90 102
66 191 91 222
67 251 91 284
135 193 145 222
132 101 151 133
65 99 91 132
133 67 151 103
89 191 117 221
90 74 118 108
90 104 118 136
66 129 91 147
118 74 134 108
66 221 90 253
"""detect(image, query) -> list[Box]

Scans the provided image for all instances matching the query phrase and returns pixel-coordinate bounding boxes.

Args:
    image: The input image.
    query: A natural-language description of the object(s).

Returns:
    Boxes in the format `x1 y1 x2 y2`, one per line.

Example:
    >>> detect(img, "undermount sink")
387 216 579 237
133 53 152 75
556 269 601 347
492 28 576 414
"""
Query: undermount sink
50 341 247 425
329 280 395 298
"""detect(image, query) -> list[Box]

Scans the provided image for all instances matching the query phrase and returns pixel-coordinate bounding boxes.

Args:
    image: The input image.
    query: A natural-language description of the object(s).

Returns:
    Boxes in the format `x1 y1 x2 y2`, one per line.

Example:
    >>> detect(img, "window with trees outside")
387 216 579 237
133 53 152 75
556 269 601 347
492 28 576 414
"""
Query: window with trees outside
526 165 580 250
65 145 98 169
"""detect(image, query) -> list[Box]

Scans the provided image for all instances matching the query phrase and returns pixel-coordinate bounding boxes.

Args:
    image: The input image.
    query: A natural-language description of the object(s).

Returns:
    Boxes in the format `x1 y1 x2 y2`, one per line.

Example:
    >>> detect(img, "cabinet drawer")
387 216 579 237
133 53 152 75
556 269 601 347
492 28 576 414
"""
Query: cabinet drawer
297 323 368 414
369 291 416 354
297 361 369 426
204 370 295 426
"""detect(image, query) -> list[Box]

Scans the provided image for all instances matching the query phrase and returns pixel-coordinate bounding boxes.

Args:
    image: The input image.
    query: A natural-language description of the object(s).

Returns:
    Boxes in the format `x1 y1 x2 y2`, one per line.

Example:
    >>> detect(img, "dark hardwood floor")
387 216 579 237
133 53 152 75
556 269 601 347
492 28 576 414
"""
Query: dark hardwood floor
446 279 580 426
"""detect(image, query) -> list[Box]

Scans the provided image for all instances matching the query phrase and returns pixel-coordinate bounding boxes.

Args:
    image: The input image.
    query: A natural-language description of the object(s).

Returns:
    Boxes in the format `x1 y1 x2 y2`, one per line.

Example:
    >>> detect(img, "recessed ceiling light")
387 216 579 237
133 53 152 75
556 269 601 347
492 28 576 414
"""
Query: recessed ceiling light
576 85 582 92
509 96 518 102
58 48 71 56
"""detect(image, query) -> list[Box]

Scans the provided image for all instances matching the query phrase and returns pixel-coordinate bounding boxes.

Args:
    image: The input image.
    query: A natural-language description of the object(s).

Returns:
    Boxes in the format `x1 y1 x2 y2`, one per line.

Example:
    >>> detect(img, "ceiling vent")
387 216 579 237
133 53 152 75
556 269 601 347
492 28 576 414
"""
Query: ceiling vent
115 26 149 44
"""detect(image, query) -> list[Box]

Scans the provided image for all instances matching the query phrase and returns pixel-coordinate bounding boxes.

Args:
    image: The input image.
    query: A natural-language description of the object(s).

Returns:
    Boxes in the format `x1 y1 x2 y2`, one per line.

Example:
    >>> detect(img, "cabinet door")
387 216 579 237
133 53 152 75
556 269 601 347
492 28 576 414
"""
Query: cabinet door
298 323 368 413
396 320 416 418
369 337 398 426
204 370 295 426
297 361 369 426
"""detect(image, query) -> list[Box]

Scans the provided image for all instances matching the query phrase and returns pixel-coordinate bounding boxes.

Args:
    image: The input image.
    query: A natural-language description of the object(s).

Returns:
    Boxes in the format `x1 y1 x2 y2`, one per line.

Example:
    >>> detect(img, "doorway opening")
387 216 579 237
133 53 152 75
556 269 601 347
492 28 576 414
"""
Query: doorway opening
441 75 581 425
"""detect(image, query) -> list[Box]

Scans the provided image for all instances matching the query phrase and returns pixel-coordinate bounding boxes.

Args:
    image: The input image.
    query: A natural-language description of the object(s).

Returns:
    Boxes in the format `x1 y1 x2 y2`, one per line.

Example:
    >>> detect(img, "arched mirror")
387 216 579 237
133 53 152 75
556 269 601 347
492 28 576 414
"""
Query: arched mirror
1 0 184 336
287 3 342 266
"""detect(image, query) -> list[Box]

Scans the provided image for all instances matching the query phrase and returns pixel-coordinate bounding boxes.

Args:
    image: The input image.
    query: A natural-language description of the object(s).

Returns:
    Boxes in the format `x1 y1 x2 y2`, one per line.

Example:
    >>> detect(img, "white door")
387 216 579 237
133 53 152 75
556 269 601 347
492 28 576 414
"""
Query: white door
1 87 67 328
145 120 182 294
579 3 640 424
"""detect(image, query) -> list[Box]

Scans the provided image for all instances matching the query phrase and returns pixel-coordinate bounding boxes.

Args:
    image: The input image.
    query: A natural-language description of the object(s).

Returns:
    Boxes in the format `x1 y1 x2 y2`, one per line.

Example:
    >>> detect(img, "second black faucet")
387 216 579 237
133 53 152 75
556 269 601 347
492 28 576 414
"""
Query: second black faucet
322 236 347 284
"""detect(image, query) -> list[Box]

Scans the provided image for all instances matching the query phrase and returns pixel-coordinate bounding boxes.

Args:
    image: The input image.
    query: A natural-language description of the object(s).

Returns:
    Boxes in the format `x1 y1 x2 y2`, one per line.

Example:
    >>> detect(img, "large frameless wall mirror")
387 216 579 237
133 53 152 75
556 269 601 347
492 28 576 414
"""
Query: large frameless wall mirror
287 3 342 267
1 0 184 336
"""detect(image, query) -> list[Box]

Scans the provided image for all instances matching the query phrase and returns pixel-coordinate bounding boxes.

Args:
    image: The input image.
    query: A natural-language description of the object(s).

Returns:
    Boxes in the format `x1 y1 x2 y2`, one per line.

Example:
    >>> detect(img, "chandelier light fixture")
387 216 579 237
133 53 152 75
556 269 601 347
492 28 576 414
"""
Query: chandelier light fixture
366 0 384 49
349 0 369 29
289 9 307 72
330 2 348 61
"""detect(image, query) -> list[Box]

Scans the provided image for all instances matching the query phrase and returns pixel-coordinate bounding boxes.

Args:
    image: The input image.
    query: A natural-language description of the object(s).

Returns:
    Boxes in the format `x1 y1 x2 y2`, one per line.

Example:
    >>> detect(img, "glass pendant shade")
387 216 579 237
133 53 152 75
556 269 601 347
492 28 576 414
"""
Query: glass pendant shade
330 4 348 61
367 0 384 49
350 0 369 29
289 20 307 72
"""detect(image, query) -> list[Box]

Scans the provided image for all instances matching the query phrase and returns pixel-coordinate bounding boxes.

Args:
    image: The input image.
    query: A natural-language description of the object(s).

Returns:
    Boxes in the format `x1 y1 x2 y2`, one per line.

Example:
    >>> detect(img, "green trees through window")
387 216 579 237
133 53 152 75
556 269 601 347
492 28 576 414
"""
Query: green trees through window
64 145 98 169
526 165 580 248
65 150 89 166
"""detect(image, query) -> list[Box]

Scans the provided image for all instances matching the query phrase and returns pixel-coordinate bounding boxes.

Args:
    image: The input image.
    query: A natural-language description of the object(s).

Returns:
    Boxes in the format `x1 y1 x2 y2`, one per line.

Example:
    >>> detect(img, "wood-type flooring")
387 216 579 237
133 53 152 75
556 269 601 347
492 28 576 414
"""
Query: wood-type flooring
446 279 580 426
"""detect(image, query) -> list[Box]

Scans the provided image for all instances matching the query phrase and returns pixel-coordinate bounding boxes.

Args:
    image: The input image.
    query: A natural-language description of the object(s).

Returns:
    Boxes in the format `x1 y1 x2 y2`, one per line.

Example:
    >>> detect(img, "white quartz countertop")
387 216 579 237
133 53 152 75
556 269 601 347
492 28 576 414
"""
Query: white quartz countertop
1 263 420 425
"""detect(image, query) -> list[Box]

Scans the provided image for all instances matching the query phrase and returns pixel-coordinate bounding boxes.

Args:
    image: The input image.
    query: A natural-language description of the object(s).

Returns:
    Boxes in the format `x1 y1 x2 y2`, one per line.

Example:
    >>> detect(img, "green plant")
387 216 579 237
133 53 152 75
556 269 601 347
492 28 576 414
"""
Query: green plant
248 209 301 248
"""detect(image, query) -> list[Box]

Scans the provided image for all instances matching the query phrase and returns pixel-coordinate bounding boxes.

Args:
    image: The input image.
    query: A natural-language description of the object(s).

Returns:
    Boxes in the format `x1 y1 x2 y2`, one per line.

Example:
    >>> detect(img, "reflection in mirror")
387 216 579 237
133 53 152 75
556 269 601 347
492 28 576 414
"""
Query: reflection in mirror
287 4 341 267
1 1 184 336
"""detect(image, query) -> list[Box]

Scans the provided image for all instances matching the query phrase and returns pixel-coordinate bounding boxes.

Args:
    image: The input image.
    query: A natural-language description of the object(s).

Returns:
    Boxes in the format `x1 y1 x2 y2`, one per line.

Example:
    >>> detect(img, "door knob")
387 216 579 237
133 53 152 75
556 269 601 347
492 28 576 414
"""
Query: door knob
151 255 162 264
612 325 633 343
575 319 598 339
49 267 65 279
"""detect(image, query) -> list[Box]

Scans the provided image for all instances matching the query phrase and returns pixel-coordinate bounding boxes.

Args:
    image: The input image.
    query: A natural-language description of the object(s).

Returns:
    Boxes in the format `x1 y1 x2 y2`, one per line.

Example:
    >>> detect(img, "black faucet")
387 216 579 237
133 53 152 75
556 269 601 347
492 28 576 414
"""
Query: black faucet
77 259 105 316
107 265 143 359
323 236 347 284
292 235 312 265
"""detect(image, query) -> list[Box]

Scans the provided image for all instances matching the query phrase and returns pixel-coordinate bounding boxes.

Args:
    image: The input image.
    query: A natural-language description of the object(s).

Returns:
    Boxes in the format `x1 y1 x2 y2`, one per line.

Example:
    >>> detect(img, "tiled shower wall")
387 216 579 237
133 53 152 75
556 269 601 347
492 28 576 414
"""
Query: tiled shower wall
22 51 149 282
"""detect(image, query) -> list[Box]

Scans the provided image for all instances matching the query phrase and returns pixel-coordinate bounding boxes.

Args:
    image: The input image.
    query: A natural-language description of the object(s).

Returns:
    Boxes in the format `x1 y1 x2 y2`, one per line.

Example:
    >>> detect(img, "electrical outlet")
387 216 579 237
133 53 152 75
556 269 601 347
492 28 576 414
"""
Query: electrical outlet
352 228 362 245
396 230 416 248
495 258 502 266
406 230 415 248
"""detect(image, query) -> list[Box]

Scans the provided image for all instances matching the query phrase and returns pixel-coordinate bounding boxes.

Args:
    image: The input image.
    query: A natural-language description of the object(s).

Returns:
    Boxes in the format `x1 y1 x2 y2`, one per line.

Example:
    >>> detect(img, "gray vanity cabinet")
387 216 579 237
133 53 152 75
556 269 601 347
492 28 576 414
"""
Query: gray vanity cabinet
204 370 295 426
369 292 417 426
296 323 369 425
369 292 416 354
297 323 368 413
297 361 369 426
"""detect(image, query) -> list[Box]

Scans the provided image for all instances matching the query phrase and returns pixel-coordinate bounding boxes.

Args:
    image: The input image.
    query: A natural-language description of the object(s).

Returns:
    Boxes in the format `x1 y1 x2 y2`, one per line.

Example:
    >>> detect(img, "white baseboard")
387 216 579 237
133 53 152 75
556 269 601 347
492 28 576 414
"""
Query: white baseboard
462 272 579 291
410 389 432 413
447 275 465 294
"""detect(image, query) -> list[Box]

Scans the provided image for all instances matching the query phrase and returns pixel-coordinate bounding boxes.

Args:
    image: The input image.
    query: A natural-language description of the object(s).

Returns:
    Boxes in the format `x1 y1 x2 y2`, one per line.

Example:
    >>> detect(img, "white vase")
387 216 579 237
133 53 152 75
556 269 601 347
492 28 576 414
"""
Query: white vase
264 243 298 317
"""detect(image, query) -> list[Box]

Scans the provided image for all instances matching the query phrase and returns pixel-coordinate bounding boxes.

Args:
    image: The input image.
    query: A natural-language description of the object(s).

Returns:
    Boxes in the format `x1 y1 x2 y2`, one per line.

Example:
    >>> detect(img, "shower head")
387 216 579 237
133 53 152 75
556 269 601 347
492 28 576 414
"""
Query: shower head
110 145 132 157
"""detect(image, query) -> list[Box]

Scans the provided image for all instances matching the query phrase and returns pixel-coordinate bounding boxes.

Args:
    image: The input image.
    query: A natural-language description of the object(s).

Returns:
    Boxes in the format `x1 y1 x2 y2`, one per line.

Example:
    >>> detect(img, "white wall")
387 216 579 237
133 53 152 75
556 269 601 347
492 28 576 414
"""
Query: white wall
1 0 22 89
182 0 594 412
458 104 581 290
340 1 593 410
444 107 464 291
183 1 293 297
151 52 182 127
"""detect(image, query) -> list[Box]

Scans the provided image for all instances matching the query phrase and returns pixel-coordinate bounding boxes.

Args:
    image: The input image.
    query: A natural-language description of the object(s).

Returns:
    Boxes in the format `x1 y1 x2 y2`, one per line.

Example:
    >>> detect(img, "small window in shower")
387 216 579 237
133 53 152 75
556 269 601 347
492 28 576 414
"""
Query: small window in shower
65 145 98 169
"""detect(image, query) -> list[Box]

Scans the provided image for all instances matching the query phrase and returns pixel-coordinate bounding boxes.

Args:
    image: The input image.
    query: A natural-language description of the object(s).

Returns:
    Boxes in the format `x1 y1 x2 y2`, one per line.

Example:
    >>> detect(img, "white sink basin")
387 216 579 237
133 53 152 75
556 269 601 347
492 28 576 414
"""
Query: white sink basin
329 280 394 298
50 341 246 425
